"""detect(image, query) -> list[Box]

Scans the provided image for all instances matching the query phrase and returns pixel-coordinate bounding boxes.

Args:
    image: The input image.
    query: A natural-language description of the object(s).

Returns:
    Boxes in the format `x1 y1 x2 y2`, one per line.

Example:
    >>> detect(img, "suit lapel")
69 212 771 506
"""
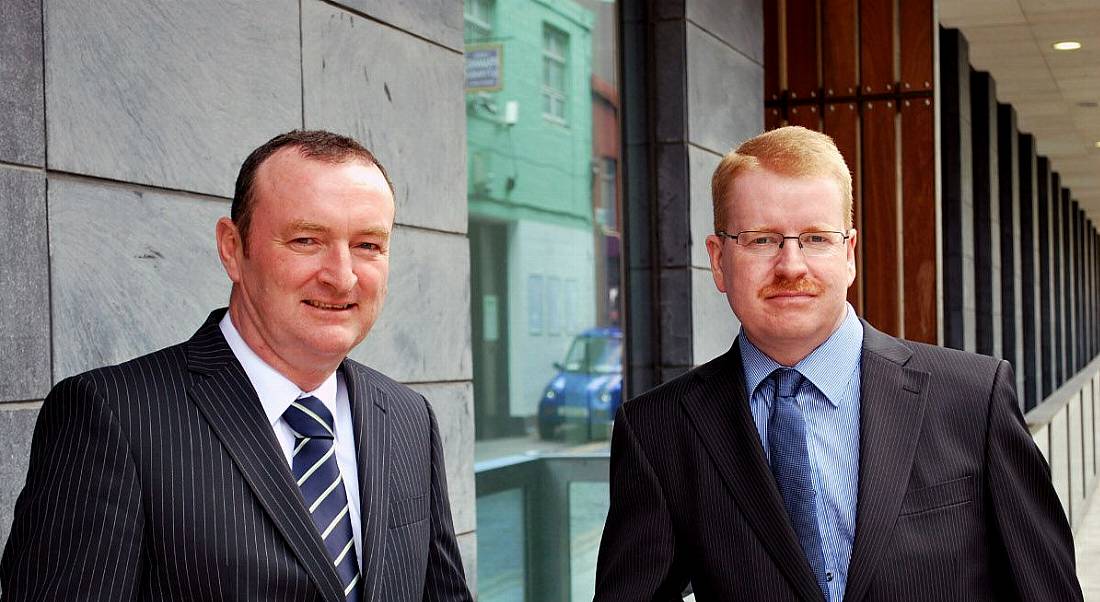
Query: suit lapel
184 311 346 602
343 361 390 602
680 343 826 602
844 324 930 602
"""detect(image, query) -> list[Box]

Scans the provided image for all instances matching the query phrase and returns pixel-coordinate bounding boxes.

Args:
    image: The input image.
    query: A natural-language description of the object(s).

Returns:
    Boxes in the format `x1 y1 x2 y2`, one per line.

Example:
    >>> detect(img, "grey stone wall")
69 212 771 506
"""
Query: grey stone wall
0 0 474 585
633 0 759 387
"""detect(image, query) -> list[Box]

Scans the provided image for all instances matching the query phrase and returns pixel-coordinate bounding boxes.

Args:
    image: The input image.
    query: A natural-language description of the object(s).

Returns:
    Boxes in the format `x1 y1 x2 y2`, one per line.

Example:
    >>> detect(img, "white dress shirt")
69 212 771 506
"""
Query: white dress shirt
219 313 363 569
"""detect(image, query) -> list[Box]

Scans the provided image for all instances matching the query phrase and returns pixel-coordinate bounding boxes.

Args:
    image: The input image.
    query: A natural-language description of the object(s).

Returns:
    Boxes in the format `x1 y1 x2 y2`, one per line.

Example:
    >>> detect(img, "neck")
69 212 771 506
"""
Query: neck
746 308 848 367
227 304 341 392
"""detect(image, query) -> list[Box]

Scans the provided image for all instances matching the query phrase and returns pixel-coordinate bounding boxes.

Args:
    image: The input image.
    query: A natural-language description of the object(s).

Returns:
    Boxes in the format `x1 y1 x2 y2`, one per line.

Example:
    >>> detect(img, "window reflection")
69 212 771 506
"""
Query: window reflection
466 0 622 456
469 2 620 597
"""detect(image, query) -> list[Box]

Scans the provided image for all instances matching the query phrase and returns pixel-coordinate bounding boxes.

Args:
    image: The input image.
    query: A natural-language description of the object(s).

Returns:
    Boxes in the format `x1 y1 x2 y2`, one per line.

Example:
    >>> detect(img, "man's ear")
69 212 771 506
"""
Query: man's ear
705 234 729 293
216 217 244 284
846 228 858 286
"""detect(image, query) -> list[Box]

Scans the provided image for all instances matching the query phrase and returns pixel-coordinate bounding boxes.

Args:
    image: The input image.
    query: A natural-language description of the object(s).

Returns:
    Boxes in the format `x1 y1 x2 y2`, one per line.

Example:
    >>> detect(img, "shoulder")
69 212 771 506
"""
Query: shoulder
51 342 190 405
619 356 720 423
342 358 434 417
863 325 1005 396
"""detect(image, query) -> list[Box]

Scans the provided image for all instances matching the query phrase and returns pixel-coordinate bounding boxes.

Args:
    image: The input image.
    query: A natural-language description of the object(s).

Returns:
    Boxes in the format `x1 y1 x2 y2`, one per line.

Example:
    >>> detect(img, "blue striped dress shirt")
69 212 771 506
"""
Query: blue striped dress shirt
739 304 863 602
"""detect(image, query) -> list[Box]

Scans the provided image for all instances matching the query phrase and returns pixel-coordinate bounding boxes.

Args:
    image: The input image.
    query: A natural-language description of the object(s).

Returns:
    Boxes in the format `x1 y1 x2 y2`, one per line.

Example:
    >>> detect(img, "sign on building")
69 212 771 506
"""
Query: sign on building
466 44 503 92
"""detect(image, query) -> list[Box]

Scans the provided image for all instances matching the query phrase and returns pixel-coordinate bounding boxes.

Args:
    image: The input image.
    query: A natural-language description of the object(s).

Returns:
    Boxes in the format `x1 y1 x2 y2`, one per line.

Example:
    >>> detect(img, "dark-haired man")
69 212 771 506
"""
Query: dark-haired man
1 130 473 601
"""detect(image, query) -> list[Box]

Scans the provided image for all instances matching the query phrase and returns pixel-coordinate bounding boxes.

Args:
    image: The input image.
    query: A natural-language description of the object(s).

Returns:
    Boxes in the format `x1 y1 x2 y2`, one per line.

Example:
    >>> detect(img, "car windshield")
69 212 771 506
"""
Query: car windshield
561 335 621 374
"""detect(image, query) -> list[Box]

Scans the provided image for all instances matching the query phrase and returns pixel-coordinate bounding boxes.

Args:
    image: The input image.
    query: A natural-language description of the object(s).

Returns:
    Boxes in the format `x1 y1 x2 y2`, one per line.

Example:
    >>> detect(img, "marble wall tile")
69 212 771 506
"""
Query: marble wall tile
690 145 722 270
686 0 763 65
49 177 230 380
692 267 738 366
0 0 44 166
45 0 301 197
408 381 475 535
302 2 467 234
0 168 49 400
322 0 463 52
457 531 477 595
0 405 40 557
349 227 472 383
686 22 762 156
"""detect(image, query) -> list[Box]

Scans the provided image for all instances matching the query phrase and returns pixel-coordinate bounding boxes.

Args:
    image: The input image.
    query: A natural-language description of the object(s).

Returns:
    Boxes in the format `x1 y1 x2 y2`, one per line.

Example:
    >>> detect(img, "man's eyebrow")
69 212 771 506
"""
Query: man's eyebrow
355 226 390 239
286 220 328 233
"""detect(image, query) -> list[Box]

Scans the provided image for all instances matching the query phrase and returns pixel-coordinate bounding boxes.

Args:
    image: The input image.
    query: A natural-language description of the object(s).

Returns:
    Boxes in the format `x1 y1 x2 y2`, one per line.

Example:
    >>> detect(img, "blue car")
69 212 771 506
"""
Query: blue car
537 327 623 441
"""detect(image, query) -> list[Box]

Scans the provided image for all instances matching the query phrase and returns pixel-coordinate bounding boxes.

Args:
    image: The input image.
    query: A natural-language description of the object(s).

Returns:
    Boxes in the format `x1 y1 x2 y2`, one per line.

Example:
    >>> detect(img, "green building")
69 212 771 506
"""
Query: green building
465 0 598 439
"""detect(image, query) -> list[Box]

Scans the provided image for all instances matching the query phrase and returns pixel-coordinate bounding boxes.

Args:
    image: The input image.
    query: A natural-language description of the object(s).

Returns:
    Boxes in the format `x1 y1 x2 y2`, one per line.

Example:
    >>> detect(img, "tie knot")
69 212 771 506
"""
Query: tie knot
283 395 335 439
773 368 804 398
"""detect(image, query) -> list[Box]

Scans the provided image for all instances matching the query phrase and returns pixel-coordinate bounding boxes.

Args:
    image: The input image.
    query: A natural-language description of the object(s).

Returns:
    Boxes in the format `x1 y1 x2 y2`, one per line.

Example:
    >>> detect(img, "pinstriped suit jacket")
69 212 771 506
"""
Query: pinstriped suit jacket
595 322 1082 601
0 309 472 601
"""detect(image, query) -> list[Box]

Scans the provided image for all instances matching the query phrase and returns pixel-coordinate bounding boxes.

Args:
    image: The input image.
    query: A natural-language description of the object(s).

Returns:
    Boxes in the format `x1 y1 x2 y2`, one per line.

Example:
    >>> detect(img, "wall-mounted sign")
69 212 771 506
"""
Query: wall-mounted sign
466 43 503 92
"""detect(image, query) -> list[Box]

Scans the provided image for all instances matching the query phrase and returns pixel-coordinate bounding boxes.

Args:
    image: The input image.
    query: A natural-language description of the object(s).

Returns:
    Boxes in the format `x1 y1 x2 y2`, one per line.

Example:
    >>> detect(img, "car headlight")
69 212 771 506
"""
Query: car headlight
545 390 557 400
599 391 611 404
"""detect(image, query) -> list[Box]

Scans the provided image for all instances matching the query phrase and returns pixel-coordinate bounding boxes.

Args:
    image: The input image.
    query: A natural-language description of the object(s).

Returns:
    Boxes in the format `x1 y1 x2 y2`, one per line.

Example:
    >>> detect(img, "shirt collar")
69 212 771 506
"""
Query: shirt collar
219 313 339 427
738 303 864 407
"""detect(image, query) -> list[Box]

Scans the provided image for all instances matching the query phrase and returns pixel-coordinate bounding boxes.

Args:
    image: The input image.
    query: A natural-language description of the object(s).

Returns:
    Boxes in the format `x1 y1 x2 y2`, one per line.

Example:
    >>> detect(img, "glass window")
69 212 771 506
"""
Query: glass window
468 0 622 598
464 0 494 41
542 25 569 123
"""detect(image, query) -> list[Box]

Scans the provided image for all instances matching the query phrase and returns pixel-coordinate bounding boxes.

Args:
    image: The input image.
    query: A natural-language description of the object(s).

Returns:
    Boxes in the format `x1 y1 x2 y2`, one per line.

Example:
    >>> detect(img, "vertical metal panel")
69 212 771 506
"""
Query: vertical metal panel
938 28 973 351
1060 190 1069 374
824 102 862 314
861 99 900 335
899 0 933 93
971 71 998 358
1018 134 1040 409
1053 174 1064 385
901 98 937 343
785 0 820 101
997 103 1021 396
859 0 894 95
1037 157 1054 397
821 0 858 99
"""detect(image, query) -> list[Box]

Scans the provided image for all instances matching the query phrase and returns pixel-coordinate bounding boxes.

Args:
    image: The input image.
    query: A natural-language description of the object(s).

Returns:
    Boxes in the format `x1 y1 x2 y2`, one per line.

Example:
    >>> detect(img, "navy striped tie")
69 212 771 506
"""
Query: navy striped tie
284 396 362 600
768 369 830 601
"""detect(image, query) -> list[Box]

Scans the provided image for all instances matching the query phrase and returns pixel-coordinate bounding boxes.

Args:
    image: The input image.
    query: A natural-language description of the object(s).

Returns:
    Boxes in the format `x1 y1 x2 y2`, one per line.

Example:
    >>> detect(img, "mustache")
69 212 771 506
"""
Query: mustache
759 277 823 298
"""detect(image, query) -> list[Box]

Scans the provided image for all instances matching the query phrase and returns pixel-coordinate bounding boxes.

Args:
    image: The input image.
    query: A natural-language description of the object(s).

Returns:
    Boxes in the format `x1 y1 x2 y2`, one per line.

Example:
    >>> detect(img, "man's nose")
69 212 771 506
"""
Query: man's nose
319 246 358 292
773 238 810 278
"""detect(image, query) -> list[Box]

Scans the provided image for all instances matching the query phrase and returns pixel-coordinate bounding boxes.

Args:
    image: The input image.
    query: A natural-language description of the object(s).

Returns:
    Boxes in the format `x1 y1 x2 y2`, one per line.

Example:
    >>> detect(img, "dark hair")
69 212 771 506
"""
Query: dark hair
231 130 396 246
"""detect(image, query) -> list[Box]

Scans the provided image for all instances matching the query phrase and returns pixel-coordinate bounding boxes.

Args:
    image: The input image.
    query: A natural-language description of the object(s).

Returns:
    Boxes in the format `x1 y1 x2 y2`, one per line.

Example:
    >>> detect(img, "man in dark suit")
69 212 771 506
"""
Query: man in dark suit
1 130 473 601
594 126 1082 601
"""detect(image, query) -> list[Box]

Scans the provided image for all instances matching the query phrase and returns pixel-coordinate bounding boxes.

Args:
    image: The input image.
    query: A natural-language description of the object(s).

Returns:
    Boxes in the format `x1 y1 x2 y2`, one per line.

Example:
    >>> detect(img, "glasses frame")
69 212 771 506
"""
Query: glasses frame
715 229 852 257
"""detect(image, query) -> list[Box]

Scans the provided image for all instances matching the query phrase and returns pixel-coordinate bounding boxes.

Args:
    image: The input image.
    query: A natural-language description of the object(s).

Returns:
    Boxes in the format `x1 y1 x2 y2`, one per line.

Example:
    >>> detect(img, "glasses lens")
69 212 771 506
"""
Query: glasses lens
799 231 844 256
736 232 783 255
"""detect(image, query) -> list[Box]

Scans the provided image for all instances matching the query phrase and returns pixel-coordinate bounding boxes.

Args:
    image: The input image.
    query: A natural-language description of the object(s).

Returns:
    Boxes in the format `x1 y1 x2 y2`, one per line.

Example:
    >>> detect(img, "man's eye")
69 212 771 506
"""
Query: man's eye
291 237 316 245
357 242 381 251
750 236 774 245
806 235 827 244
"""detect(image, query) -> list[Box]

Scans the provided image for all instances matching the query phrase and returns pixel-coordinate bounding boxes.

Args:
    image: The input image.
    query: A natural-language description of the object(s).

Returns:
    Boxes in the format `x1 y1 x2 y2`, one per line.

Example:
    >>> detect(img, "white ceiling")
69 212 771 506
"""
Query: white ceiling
938 0 1100 222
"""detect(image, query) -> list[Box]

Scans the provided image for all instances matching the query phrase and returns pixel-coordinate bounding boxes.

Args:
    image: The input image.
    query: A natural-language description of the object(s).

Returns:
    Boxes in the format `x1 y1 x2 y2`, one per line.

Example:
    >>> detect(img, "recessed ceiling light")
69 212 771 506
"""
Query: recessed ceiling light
1095 141 1100 149
1053 41 1082 51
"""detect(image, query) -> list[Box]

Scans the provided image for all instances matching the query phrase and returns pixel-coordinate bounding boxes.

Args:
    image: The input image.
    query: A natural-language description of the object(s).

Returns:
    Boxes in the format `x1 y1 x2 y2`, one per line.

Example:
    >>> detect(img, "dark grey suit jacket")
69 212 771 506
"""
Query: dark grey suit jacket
595 322 1082 601
1 309 472 601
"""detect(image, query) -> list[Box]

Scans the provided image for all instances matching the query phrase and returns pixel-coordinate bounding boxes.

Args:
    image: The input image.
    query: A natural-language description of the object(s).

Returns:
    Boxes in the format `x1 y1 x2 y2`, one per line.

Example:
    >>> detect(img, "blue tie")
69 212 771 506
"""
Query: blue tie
283 396 362 600
768 369 830 601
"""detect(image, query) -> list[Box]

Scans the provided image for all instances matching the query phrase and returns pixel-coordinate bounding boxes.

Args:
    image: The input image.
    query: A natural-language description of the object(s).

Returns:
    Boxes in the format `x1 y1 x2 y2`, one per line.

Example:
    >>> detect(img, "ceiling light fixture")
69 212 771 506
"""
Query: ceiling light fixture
1053 41 1082 51
1095 141 1100 149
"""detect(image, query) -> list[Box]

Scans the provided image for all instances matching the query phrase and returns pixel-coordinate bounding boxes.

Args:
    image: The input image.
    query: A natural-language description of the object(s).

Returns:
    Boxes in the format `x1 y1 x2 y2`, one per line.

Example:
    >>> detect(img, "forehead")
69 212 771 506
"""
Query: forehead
726 168 844 228
252 150 395 215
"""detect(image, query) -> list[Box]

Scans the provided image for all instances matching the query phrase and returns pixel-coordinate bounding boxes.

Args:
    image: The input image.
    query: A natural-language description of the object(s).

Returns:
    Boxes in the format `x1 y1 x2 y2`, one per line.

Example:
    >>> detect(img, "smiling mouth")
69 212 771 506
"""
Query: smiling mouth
304 300 356 310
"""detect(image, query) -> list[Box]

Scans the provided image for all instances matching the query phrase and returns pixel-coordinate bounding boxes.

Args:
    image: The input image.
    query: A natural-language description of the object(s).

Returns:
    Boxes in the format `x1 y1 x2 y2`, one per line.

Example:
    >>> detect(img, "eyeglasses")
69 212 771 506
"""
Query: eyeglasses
715 230 850 257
